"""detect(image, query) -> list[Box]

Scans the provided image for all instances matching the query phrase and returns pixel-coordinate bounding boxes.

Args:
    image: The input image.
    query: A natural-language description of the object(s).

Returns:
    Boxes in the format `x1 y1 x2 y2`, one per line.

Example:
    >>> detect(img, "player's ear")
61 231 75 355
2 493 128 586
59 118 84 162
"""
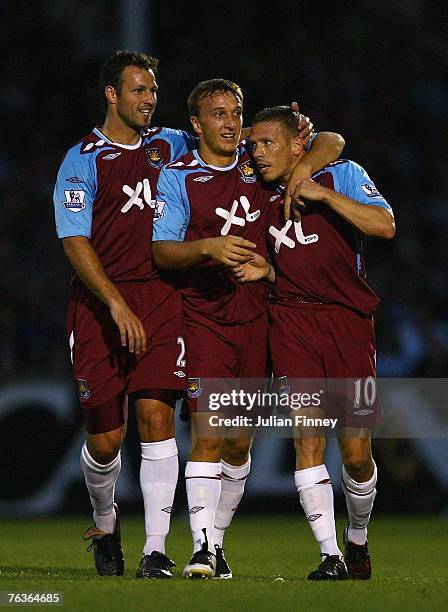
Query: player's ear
104 85 117 106
292 136 305 157
190 115 202 136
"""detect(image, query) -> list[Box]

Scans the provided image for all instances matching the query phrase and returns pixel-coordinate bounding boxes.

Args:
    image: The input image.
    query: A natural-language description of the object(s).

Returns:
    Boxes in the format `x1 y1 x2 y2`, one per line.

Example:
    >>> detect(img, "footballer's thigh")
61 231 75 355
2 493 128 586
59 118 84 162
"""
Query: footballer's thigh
269 303 327 469
128 287 187 398
127 286 186 442
185 319 243 461
68 286 132 410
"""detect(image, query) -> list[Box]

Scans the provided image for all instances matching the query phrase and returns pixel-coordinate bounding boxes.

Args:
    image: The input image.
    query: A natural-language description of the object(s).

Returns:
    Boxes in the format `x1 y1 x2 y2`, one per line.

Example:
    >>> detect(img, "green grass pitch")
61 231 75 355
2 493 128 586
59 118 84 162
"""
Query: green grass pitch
1 515 447 611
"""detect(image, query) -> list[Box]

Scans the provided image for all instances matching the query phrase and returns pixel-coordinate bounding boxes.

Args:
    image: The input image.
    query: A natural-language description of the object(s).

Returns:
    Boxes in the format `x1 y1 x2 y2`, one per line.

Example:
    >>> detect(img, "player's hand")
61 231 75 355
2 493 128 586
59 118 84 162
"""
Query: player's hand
109 299 147 354
232 253 273 283
284 103 314 221
204 235 256 267
294 178 327 202
291 101 314 146
284 162 317 222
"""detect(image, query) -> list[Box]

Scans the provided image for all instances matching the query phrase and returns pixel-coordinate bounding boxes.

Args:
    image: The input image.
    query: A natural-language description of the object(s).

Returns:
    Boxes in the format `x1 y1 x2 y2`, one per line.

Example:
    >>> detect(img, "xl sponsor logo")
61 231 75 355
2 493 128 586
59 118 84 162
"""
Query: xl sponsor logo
269 220 319 253
121 179 164 217
216 195 260 236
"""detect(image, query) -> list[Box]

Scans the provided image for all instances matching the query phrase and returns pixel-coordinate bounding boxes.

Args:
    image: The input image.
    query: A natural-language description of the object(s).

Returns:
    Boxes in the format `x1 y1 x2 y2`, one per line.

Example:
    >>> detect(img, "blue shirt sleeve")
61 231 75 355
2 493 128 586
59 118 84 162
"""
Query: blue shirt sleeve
161 128 198 162
53 145 97 238
152 166 190 241
334 161 393 215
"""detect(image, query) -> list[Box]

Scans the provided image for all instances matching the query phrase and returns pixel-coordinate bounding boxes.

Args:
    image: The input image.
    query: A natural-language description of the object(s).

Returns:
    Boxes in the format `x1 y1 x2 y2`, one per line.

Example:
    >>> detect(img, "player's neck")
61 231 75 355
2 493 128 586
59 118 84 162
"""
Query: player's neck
198 145 237 168
279 166 298 188
100 116 141 146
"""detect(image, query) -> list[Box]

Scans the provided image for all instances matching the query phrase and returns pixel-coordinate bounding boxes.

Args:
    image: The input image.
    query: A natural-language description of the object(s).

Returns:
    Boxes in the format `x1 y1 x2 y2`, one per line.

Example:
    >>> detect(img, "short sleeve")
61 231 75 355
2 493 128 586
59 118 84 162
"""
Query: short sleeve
152 166 190 241
336 161 393 215
53 145 97 238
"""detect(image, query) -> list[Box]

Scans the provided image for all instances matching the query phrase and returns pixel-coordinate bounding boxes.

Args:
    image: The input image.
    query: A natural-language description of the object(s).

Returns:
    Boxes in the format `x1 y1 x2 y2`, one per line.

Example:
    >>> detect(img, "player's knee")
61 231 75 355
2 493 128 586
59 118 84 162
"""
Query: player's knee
340 437 373 480
190 437 222 462
88 440 121 464
294 436 325 468
87 431 123 464
222 437 252 465
139 411 174 442
343 453 373 481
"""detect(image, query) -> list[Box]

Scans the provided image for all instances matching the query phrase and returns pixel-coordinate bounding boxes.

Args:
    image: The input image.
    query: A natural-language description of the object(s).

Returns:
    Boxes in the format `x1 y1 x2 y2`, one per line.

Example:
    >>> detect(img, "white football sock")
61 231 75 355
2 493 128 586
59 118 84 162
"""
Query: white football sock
342 461 377 545
80 442 120 534
214 456 251 548
295 464 342 557
185 461 221 553
140 438 179 556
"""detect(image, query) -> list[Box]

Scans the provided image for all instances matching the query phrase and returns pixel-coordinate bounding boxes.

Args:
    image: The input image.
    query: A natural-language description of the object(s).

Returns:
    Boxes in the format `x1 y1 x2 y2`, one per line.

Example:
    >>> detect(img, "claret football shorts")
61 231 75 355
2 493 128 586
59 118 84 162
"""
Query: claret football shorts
185 313 268 414
269 302 380 428
67 281 186 433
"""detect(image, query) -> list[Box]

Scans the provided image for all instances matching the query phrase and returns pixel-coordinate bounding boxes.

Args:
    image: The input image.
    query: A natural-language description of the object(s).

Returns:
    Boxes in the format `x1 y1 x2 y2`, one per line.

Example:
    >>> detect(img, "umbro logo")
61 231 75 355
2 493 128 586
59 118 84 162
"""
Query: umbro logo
193 175 214 182
161 506 172 514
103 152 122 160
189 506 205 514
174 371 186 377
307 513 322 522
353 409 374 416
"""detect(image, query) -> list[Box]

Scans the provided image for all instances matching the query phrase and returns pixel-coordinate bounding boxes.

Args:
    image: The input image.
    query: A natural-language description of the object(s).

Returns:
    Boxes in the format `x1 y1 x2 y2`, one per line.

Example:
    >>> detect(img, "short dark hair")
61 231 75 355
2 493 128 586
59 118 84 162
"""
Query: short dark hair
187 78 243 116
98 50 159 110
252 105 300 138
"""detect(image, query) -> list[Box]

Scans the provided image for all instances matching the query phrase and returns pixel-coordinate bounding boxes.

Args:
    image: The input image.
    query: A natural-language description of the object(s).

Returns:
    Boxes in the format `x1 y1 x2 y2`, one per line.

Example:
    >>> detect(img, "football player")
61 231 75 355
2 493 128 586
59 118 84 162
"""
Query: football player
152 82 344 578
234 105 395 580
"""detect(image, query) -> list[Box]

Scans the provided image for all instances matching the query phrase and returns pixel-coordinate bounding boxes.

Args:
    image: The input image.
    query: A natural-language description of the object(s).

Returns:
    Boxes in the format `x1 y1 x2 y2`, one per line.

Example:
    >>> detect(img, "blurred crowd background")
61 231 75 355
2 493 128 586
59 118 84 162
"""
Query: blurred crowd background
1 1 447 514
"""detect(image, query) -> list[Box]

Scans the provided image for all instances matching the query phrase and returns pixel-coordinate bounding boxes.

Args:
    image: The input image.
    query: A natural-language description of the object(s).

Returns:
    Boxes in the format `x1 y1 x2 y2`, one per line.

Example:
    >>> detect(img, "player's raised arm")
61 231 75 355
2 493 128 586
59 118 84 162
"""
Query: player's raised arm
285 107 345 220
240 103 314 145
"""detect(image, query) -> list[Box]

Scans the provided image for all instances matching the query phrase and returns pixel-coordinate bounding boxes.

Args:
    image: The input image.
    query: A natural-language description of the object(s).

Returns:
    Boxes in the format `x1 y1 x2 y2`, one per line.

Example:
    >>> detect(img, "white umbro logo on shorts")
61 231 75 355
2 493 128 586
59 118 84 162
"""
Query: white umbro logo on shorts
174 371 186 377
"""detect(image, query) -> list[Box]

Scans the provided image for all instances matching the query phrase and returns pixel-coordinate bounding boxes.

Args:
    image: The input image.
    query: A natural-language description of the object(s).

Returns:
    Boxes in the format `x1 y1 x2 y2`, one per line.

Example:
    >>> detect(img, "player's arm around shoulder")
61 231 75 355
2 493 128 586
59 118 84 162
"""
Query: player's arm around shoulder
155 127 198 160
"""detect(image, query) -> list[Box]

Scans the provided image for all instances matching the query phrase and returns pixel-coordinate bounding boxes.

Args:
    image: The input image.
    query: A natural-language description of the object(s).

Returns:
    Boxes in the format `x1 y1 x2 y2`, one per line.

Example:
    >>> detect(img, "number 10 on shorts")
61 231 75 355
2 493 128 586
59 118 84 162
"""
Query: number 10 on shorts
353 376 377 414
